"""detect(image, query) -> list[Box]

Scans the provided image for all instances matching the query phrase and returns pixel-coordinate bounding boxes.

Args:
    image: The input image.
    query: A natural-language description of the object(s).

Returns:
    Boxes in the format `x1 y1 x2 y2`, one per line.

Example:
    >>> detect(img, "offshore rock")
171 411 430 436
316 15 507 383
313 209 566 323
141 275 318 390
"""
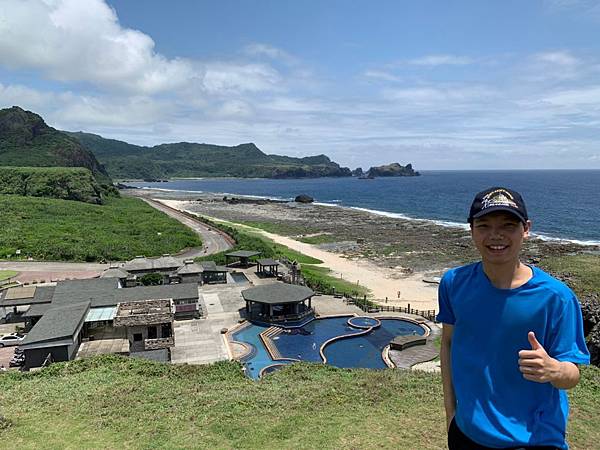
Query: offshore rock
295 194 314 203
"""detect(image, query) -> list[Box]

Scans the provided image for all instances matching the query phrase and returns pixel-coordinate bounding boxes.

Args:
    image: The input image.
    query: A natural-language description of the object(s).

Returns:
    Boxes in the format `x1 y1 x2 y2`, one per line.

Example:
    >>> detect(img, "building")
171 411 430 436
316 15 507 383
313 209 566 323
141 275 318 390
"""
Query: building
241 283 315 325
113 299 175 357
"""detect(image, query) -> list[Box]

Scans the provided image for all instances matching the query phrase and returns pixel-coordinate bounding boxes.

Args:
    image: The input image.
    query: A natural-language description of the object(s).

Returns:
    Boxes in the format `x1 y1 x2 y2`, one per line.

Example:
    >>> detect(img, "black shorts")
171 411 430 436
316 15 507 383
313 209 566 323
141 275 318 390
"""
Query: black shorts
447 418 559 450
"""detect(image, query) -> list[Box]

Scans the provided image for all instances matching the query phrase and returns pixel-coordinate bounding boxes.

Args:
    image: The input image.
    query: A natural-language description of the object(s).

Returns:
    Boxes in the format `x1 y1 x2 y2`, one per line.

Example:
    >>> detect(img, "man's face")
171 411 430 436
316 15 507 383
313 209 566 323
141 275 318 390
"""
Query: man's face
470 211 531 266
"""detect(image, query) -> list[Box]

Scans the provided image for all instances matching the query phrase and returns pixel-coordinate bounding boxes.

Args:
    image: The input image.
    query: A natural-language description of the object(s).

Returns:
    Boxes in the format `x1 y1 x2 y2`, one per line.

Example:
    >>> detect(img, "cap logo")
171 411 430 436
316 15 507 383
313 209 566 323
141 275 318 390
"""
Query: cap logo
481 189 519 210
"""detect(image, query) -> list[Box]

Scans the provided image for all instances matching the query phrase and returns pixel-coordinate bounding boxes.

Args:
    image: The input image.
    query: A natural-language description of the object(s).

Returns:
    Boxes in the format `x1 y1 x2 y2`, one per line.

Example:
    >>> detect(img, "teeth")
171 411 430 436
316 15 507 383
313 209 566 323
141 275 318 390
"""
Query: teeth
489 245 506 250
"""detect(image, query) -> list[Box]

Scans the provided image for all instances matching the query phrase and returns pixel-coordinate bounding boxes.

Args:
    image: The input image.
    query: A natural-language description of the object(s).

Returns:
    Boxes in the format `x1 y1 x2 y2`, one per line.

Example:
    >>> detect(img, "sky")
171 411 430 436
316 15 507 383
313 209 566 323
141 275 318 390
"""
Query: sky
1 0 600 170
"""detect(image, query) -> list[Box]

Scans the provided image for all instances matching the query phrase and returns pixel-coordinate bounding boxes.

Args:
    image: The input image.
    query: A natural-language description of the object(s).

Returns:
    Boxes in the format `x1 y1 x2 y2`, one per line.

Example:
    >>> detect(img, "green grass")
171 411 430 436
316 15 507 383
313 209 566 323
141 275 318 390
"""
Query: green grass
540 254 600 297
297 234 340 245
301 264 370 297
241 221 307 236
0 270 18 282
0 356 598 449
195 218 322 266
0 195 201 262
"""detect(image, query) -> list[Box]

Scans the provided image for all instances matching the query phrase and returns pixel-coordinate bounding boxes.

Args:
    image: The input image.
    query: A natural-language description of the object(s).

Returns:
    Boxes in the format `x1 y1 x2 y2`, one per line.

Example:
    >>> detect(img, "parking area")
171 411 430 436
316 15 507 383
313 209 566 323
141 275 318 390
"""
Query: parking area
171 284 246 365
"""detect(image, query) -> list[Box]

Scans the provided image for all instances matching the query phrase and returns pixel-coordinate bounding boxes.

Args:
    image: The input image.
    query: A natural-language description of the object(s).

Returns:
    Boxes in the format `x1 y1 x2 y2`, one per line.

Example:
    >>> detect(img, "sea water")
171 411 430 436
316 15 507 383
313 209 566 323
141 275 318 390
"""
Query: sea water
129 170 600 245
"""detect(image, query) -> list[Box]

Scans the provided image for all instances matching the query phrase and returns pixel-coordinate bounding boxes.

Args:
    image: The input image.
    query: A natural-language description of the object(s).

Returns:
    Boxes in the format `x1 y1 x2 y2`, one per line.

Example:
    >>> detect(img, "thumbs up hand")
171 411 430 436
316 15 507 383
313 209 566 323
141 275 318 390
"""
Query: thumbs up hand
518 332 561 384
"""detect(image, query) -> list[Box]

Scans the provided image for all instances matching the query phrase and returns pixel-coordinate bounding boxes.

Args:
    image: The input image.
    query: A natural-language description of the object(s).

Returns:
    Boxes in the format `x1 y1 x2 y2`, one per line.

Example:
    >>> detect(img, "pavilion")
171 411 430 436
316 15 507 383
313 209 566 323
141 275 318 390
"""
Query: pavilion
241 283 315 324
256 258 280 277
225 250 261 267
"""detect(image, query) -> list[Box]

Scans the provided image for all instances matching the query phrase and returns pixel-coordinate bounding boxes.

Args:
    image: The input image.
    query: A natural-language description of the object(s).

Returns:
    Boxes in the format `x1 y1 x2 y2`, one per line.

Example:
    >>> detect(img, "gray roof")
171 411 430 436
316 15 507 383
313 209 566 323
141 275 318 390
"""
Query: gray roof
176 262 203 275
199 261 227 272
0 285 55 307
242 283 314 305
257 258 279 266
226 250 261 258
20 301 90 347
101 268 130 279
49 278 198 308
23 302 53 318
122 255 181 272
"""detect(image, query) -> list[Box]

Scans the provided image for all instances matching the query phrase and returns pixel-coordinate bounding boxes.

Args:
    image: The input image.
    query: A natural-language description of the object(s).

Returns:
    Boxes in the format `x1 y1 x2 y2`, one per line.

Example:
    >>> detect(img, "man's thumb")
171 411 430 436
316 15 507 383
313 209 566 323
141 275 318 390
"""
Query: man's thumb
528 331 542 350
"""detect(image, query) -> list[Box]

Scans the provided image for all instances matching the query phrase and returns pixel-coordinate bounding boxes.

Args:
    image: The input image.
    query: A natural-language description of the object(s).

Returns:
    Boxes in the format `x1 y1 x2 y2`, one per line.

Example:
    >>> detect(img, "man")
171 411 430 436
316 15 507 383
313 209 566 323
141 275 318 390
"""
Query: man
438 187 590 449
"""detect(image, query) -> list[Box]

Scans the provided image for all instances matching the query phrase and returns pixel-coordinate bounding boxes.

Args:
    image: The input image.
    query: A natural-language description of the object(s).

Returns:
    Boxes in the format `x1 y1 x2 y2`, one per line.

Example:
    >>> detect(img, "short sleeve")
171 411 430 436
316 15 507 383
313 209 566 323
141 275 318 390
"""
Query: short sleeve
547 292 590 365
436 271 456 325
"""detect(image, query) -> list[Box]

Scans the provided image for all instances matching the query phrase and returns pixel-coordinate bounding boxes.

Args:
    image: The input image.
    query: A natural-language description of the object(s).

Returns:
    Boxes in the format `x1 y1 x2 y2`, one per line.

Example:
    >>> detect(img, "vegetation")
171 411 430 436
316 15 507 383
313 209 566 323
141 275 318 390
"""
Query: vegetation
0 195 201 262
195 218 322 266
0 107 110 185
0 356 598 449
139 273 164 286
68 131 352 179
540 254 600 298
0 166 118 204
0 271 18 282
301 264 370 297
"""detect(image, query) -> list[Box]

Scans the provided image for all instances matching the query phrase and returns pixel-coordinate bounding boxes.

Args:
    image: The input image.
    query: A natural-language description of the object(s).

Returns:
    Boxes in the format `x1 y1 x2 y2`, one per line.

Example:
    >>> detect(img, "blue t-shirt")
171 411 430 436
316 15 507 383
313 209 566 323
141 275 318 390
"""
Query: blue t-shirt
437 262 590 449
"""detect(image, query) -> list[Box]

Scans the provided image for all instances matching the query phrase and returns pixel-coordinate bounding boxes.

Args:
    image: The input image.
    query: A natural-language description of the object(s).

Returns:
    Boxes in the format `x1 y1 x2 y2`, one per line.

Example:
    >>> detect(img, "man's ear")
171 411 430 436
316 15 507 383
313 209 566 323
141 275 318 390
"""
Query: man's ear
523 220 532 238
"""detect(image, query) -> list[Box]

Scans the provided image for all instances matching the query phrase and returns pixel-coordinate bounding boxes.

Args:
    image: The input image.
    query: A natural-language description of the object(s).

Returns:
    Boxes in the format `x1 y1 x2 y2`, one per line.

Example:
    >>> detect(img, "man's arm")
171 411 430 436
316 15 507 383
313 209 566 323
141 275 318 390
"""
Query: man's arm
440 323 455 431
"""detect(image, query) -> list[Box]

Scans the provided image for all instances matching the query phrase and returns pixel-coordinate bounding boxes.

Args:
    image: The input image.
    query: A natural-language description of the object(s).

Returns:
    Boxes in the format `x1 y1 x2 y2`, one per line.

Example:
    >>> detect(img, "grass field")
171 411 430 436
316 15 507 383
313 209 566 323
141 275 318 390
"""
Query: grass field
0 270 18 282
0 195 201 262
0 356 598 450
540 254 600 297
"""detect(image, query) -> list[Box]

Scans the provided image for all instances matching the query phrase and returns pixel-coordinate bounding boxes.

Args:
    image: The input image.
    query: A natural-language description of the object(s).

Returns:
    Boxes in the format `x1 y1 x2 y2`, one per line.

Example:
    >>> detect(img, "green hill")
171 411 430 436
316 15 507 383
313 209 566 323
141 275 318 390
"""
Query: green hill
0 195 200 261
68 131 352 179
0 107 111 185
0 166 107 204
0 356 598 449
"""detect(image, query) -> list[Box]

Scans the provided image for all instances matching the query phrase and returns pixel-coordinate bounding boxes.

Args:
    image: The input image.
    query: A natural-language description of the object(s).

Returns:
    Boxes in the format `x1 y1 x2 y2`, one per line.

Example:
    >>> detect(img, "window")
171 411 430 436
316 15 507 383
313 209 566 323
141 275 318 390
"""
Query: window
161 324 171 338
147 326 157 339
133 333 142 342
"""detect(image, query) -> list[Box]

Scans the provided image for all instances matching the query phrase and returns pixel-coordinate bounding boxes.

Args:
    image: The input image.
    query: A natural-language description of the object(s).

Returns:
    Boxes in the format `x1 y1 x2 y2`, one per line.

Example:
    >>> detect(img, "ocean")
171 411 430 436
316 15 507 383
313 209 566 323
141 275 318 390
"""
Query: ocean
129 170 600 245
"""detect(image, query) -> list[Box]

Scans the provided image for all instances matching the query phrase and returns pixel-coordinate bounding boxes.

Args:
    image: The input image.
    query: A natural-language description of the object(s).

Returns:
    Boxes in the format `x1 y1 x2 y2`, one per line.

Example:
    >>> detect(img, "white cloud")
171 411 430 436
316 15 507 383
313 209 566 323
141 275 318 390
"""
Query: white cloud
363 70 403 83
243 43 296 65
406 55 474 66
0 0 282 96
534 51 580 67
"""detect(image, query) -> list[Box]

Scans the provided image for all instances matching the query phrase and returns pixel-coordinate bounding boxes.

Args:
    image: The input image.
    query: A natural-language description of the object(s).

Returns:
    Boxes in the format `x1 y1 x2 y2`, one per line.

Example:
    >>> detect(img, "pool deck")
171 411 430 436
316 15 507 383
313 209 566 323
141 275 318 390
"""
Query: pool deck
169 264 440 371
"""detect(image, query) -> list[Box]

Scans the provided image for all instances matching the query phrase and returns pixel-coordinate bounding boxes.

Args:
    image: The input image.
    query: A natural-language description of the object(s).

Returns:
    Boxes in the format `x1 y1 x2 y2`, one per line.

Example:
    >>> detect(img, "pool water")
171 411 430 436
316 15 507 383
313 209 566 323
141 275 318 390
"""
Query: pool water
230 272 250 284
231 316 425 379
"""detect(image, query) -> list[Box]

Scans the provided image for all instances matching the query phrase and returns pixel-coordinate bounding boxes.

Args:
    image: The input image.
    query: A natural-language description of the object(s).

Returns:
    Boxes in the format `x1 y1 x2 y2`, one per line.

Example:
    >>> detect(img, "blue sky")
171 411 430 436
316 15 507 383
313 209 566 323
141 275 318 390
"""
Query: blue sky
1 0 600 169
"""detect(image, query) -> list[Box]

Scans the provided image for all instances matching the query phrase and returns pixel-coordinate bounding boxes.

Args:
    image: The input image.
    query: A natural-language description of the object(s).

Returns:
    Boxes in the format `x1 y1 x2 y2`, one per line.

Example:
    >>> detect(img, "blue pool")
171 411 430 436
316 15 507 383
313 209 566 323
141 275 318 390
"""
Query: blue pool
231 316 426 379
230 272 250 284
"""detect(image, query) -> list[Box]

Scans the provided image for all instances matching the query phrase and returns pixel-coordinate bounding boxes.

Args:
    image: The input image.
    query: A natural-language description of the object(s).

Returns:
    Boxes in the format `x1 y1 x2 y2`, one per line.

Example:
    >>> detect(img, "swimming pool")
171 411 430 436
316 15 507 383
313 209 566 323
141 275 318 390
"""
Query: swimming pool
230 272 250 284
229 315 427 379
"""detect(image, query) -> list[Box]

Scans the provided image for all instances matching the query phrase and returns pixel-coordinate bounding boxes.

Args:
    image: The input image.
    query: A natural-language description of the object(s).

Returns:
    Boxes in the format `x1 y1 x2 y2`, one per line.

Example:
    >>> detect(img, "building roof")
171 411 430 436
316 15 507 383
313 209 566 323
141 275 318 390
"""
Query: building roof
20 301 90 347
241 283 314 305
122 255 181 272
257 258 279 266
85 306 118 322
4 286 36 300
22 302 53 318
176 262 203 275
49 278 198 308
113 299 174 327
100 268 130 279
0 285 55 307
199 261 227 272
226 250 261 258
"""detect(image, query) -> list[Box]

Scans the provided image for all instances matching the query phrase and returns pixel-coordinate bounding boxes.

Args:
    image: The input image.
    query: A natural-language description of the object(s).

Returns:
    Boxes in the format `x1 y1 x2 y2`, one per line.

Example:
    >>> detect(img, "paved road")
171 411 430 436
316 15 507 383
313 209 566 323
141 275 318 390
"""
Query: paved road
139 198 234 261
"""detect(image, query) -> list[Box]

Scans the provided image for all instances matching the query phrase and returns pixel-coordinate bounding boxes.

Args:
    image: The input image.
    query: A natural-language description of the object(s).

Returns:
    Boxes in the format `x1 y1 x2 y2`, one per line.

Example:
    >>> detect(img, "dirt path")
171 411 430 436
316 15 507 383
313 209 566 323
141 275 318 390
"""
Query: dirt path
157 199 439 311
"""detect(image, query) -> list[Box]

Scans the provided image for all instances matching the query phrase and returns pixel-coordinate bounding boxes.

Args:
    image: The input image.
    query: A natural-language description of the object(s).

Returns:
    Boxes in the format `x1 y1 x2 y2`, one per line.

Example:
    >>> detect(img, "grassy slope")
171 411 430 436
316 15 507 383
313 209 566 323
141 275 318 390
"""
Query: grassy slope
0 195 201 262
0 356 598 450
0 270 18 281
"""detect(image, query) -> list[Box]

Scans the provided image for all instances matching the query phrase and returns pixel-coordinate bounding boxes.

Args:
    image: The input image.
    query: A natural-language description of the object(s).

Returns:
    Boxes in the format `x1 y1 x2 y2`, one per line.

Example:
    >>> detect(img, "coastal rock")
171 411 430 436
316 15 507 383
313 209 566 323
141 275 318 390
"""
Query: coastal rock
367 162 420 177
295 194 314 203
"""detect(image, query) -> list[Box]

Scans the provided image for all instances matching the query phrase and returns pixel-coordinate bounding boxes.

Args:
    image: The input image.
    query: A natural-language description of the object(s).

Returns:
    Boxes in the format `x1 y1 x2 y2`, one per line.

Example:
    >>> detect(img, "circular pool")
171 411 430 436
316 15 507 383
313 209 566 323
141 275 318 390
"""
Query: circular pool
348 316 381 329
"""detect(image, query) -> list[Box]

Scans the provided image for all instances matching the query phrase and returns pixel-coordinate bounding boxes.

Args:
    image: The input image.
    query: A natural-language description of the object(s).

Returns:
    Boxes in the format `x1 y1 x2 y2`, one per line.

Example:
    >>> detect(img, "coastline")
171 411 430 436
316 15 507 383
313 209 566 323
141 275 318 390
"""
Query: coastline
125 188 599 312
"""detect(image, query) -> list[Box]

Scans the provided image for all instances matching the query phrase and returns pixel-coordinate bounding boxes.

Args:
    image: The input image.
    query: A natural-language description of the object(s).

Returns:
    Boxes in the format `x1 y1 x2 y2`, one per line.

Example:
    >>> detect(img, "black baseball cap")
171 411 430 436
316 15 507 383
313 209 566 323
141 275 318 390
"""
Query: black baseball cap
468 187 528 224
